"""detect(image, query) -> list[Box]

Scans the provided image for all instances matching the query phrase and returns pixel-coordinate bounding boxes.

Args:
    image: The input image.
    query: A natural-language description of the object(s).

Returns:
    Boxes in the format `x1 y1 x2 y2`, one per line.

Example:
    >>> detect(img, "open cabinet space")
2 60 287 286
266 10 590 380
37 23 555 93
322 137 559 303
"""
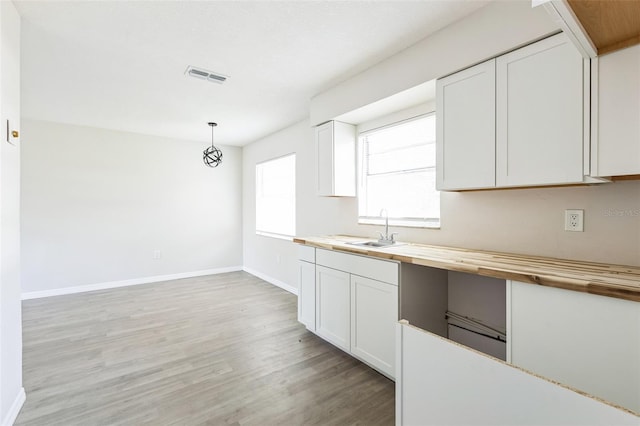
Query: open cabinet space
400 263 507 361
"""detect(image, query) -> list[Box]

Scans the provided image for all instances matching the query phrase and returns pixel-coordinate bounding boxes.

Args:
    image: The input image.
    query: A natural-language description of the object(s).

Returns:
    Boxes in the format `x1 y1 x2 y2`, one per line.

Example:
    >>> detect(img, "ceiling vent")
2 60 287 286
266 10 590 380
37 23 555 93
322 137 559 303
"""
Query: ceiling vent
185 66 228 84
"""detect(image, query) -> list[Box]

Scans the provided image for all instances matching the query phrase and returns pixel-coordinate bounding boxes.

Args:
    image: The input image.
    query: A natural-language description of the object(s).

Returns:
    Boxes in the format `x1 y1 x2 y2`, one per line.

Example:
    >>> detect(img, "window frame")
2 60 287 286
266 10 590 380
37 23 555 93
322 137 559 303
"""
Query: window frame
357 112 440 229
255 153 296 240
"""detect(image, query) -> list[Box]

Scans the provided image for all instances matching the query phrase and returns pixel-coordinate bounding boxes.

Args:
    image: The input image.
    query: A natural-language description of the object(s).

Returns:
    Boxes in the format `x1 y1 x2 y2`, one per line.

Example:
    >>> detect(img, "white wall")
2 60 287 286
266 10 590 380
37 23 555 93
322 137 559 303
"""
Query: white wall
21 120 243 294
310 0 558 125
0 1 24 424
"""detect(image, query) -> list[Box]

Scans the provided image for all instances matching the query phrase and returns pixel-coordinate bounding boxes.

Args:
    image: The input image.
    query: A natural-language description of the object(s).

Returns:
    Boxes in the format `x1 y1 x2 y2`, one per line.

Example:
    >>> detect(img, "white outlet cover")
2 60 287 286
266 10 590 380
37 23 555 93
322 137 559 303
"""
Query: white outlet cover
565 209 584 232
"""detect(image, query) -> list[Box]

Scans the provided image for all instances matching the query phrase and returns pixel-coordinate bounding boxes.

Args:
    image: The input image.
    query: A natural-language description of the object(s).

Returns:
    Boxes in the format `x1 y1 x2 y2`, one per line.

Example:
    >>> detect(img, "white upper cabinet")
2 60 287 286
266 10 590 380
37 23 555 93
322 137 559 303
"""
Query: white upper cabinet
593 43 640 177
437 33 590 191
436 60 496 190
496 33 586 187
315 120 356 197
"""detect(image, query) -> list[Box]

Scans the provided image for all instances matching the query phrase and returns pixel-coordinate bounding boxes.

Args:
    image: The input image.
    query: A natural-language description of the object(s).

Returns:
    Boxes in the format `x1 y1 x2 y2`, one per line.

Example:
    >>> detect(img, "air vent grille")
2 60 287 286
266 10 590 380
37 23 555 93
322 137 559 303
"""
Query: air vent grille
185 66 228 84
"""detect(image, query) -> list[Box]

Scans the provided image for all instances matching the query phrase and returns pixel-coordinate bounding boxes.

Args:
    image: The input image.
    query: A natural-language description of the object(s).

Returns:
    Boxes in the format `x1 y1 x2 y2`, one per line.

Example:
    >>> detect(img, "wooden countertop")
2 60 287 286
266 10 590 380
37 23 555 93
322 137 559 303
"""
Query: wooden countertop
293 235 640 302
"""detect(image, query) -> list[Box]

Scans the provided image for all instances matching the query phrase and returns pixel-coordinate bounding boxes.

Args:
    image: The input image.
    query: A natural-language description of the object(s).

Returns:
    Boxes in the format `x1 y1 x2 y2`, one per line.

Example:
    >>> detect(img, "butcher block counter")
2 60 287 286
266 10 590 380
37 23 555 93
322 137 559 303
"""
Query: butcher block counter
293 235 640 302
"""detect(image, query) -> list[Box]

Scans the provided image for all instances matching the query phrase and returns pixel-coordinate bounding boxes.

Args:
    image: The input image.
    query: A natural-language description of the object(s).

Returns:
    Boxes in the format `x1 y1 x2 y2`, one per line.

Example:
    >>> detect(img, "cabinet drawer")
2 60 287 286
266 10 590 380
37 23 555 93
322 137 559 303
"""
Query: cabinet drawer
297 245 315 263
316 248 398 285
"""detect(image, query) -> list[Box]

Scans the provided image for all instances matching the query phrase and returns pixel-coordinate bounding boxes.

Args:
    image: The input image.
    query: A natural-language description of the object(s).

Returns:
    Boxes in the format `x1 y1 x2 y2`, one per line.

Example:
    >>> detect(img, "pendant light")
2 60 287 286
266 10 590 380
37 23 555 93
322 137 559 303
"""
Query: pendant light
203 122 223 167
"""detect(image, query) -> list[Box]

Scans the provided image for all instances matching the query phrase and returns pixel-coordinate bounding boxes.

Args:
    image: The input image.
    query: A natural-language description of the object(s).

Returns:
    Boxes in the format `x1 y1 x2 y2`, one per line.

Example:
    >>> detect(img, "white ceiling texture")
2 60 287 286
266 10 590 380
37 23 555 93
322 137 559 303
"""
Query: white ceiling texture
16 0 489 146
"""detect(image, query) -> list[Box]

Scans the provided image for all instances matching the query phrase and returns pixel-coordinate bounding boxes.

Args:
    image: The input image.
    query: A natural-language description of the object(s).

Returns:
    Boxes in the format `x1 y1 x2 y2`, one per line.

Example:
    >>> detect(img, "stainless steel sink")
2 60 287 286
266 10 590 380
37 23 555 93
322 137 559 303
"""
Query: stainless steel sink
346 240 406 248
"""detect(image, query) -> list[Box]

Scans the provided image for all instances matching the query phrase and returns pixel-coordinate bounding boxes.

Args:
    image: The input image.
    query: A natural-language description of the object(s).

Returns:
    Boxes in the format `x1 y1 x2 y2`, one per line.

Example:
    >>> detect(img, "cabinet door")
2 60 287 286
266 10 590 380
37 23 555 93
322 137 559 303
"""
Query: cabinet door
350 275 398 378
436 59 496 190
595 44 640 176
496 34 585 186
298 260 316 331
315 265 350 351
509 281 640 413
397 322 638 425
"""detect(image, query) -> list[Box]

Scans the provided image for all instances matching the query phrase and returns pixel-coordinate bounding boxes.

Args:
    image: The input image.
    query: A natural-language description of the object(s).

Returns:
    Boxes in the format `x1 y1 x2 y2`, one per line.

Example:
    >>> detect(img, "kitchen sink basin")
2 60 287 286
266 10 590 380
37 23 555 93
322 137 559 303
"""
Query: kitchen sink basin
346 240 406 248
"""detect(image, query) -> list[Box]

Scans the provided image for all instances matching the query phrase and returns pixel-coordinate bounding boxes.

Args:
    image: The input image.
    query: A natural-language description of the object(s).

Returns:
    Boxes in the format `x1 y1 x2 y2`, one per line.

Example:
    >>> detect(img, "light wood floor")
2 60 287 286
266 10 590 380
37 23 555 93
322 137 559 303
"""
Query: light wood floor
16 272 395 426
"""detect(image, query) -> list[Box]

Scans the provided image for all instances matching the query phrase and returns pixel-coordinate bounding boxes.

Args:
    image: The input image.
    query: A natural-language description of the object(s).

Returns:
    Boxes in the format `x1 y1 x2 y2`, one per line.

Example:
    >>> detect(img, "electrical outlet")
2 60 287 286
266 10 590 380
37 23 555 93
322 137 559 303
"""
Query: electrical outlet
565 209 584 232
153 249 162 260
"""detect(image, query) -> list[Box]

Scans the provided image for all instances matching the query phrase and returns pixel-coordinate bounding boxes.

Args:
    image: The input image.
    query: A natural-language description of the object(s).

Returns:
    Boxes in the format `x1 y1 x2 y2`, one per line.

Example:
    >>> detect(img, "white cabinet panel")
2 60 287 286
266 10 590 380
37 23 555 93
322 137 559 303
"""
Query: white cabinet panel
298 260 315 330
397 322 638 426
509 281 640 413
316 122 334 196
436 59 496 190
315 121 356 197
297 245 315 263
351 275 398 378
595 44 640 177
496 34 585 186
315 265 351 351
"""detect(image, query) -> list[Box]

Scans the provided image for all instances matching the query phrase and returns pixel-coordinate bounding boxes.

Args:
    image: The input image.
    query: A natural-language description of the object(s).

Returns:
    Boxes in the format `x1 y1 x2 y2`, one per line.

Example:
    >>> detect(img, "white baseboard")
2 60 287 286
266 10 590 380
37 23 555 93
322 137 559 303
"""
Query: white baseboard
1 387 25 426
21 266 243 300
243 267 298 295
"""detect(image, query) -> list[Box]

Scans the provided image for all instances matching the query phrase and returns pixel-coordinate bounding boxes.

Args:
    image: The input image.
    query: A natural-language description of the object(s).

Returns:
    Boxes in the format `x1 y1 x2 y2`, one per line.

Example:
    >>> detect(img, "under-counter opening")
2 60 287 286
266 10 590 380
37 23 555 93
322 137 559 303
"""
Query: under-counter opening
400 263 507 361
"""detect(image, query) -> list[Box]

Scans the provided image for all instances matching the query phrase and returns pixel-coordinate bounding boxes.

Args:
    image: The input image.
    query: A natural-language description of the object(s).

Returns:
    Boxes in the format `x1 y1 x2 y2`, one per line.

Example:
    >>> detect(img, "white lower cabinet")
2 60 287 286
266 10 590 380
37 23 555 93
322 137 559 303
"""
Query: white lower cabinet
315 265 351 352
396 273 639 424
509 280 640 413
297 246 399 378
350 275 398 378
297 260 316 331
396 322 638 425
297 245 316 331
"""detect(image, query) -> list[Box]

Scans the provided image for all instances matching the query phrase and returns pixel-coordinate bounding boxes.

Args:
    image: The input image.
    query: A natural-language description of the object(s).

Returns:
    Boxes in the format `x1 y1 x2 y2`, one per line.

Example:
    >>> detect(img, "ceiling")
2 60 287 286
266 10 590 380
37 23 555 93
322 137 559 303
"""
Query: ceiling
16 0 490 146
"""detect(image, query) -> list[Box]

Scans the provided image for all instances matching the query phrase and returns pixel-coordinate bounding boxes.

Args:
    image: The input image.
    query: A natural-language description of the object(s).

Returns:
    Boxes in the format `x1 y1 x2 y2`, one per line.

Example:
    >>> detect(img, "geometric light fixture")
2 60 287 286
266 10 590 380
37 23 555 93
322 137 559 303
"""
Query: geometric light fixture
203 122 223 168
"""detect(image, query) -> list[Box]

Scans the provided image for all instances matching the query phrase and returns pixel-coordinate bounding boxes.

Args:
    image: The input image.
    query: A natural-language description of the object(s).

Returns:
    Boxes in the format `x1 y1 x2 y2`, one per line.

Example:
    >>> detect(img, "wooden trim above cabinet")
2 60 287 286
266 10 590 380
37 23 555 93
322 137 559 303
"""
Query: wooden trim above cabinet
567 0 640 55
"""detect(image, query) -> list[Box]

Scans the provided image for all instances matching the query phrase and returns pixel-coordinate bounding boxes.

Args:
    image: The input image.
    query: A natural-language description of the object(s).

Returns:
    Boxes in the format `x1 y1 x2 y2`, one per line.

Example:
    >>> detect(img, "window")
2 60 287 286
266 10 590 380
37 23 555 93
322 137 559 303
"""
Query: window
256 154 296 238
358 113 439 228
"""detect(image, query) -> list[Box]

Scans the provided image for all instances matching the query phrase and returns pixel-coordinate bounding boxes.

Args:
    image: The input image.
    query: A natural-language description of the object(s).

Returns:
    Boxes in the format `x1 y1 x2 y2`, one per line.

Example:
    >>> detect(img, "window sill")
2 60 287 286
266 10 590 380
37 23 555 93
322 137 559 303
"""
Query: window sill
256 231 294 241
358 218 440 229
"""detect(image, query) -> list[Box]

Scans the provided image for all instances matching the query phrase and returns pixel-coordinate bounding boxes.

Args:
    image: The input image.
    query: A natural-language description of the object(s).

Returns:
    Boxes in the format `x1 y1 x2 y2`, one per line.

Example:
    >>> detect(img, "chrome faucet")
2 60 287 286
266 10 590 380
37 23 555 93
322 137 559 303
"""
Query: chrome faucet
378 209 398 245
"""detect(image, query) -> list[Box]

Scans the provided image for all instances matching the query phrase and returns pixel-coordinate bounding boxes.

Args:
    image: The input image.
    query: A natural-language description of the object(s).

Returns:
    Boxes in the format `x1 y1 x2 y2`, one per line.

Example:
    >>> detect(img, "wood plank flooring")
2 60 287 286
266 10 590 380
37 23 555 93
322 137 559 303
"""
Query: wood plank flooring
16 272 395 426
